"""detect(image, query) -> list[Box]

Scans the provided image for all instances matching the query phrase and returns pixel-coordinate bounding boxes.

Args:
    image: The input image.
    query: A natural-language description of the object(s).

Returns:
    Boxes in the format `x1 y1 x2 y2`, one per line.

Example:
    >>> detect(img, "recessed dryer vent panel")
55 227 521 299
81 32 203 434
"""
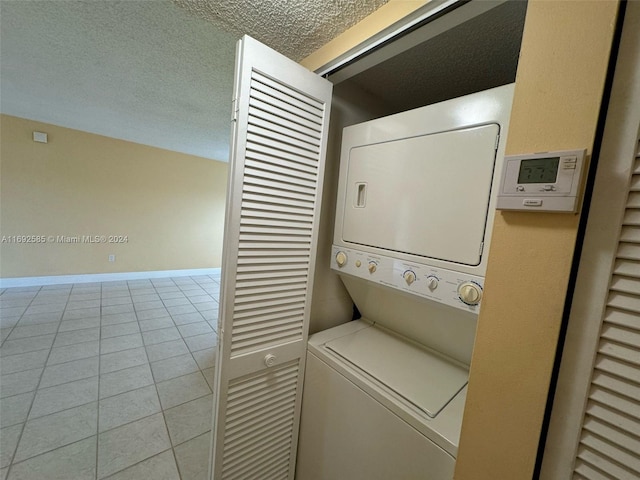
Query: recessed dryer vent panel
343 125 499 266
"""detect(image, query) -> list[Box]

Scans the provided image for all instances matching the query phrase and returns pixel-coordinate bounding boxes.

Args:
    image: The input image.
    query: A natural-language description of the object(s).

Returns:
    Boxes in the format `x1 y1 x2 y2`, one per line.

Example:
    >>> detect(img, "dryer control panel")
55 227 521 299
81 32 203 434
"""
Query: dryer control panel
331 245 484 313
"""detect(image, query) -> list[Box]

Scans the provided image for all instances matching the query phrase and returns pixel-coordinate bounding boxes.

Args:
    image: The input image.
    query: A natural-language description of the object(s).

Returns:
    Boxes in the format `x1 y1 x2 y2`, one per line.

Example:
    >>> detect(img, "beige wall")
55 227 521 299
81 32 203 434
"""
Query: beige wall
0 115 228 278
302 0 619 478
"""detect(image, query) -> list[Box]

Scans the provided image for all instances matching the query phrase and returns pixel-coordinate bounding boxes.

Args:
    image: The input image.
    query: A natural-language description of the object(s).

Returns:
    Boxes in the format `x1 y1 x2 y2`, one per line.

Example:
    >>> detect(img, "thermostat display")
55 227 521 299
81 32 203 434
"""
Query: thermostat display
517 157 559 184
497 149 587 213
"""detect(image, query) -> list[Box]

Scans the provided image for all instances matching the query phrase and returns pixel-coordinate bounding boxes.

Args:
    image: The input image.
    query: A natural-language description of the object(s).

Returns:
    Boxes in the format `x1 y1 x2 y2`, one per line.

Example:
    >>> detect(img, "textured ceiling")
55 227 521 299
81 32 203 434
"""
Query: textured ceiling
172 0 389 61
0 0 388 162
0 0 237 161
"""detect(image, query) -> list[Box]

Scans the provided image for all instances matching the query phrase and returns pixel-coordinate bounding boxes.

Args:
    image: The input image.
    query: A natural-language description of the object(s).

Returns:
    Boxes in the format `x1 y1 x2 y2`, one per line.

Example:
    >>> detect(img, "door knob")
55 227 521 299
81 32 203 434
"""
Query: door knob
264 354 277 367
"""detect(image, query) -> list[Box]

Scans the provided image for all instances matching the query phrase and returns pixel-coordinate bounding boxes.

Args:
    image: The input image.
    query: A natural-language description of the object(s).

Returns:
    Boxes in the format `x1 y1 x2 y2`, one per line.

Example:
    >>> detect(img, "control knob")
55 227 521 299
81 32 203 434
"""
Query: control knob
458 281 483 306
426 276 439 291
335 251 347 267
403 270 416 286
368 262 377 274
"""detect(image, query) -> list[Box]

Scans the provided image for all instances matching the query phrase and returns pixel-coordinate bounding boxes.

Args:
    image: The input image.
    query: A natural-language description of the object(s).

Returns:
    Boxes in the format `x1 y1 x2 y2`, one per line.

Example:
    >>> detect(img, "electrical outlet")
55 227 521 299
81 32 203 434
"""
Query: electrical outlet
108 254 116 262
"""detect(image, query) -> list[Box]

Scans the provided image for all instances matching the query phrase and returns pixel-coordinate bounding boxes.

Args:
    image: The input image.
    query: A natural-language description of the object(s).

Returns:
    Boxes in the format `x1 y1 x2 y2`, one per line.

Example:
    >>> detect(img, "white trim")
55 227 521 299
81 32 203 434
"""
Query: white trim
318 0 509 83
0 268 222 288
315 0 457 78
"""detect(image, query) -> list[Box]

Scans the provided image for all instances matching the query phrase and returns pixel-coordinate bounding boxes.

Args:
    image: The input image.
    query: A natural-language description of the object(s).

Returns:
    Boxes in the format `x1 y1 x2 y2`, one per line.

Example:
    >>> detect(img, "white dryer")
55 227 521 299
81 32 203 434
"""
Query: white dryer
296 84 514 479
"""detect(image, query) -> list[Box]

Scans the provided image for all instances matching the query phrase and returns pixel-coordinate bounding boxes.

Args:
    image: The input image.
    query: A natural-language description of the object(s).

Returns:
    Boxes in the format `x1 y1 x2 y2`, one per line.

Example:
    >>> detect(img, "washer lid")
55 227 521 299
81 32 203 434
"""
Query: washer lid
325 325 468 418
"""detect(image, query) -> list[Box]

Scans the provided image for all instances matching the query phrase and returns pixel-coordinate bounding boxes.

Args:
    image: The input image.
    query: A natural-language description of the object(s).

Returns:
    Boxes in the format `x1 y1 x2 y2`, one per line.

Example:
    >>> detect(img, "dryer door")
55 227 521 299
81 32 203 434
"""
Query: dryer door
342 124 500 266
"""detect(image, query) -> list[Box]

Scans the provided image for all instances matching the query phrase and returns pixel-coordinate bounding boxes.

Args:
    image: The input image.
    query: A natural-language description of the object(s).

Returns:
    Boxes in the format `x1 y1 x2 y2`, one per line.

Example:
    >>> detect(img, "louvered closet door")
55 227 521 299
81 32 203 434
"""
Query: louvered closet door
211 35 332 480
572 141 640 479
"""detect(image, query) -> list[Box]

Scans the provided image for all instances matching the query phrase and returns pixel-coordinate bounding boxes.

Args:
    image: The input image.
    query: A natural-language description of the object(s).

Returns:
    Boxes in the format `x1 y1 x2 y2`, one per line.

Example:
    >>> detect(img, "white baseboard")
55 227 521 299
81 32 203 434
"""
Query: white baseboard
0 268 222 288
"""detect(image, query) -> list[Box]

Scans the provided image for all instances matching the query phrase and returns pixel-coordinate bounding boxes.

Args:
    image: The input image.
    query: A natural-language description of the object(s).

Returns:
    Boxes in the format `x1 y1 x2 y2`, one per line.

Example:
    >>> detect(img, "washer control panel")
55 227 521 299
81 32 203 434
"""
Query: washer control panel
331 245 484 313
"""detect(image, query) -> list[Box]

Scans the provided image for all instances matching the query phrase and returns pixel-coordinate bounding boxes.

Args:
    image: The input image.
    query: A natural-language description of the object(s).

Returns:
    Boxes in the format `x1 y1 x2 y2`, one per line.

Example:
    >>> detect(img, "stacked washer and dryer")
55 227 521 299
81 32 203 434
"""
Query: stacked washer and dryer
296 84 514 479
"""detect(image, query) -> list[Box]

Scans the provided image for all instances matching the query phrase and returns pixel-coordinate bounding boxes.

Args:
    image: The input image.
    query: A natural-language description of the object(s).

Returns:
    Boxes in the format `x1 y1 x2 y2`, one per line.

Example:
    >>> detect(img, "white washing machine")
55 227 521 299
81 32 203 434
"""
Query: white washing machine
297 319 468 480
296 85 514 479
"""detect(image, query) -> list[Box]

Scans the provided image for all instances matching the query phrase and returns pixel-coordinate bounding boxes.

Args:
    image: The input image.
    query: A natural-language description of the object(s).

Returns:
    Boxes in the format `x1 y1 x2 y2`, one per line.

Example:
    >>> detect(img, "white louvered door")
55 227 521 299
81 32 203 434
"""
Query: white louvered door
539 6 640 477
210 35 332 480
572 141 640 479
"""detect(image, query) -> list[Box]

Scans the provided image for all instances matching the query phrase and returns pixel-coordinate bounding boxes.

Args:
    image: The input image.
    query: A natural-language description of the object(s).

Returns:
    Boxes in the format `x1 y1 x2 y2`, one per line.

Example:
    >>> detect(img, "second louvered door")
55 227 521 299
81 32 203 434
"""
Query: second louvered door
211 35 332 480
571 143 640 479
539 5 640 476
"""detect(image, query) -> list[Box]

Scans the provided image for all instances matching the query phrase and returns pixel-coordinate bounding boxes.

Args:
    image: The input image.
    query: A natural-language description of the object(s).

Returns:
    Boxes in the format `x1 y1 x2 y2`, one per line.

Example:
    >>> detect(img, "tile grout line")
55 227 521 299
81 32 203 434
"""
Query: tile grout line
7 407 207 475
0 287 43 350
8 378 98 422
98 449 176 480
142 277 184 480
0 367 192 429
4 284 72 478
179 275 218 478
95 281 105 480
95 279 141 480
0 285 42 472
0 276 221 479
168 276 218 376
2 328 213 388
155 275 217 479
2 284 106 477
6 360 212 462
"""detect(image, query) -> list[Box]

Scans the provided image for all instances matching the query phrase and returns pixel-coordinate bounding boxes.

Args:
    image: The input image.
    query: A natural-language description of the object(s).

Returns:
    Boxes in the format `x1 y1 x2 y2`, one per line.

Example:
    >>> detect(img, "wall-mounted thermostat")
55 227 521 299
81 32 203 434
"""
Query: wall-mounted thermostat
496 149 587 213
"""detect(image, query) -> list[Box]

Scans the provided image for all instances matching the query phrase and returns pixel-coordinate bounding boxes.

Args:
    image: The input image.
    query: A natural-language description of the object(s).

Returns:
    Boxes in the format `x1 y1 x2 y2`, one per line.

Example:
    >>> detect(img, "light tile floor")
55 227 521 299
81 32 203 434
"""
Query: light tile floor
0 275 220 480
